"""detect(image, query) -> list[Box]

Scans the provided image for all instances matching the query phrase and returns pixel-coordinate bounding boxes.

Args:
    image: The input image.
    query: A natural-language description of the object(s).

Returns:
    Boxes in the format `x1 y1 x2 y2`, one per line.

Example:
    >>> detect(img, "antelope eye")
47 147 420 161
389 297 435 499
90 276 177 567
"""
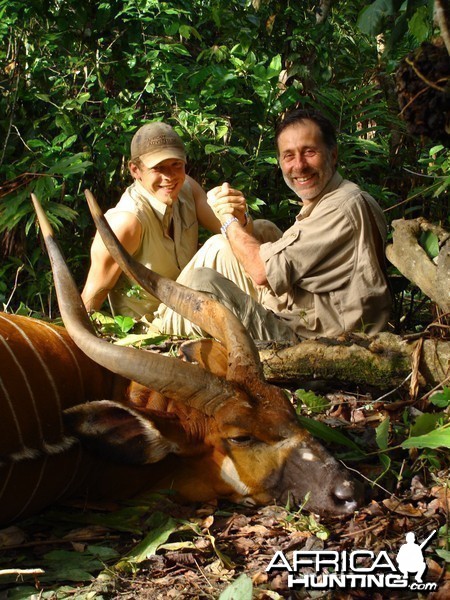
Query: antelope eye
228 435 255 446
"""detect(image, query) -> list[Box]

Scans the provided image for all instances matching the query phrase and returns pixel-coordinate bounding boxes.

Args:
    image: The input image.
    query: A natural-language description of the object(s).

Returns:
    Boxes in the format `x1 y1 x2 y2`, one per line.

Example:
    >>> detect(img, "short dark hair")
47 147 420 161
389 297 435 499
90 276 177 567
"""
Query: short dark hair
275 108 337 153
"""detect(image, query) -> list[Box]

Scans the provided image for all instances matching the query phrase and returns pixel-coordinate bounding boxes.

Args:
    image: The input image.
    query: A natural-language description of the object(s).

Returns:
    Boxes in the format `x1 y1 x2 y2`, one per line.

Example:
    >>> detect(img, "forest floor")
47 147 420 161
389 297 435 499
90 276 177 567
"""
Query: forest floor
1 388 449 600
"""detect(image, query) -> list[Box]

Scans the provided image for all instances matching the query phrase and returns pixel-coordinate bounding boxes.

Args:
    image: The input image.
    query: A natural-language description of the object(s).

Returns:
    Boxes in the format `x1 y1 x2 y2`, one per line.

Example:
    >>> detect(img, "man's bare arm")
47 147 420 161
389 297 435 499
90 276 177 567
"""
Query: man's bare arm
81 213 142 312
223 220 267 285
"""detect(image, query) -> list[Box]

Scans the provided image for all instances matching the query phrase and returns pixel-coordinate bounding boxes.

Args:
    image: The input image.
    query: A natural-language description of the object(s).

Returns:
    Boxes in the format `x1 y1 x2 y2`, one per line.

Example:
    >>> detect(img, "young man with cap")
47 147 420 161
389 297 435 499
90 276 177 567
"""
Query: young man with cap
81 122 249 319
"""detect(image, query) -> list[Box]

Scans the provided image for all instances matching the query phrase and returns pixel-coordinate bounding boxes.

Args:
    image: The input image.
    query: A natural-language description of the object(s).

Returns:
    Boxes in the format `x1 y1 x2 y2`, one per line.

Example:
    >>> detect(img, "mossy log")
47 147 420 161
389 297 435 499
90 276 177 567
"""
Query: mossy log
259 332 450 389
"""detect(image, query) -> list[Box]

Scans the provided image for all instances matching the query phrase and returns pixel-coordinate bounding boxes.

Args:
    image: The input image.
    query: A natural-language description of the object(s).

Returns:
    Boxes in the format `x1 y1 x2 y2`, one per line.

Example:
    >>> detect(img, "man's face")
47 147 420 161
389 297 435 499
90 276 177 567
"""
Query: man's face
277 120 337 203
131 158 186 205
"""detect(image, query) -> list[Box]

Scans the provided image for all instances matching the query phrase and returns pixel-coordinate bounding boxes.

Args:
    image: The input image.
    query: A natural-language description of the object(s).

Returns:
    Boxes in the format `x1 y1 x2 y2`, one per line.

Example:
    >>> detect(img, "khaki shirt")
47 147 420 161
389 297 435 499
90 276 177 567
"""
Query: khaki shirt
108 180 198 318
259 172 391 338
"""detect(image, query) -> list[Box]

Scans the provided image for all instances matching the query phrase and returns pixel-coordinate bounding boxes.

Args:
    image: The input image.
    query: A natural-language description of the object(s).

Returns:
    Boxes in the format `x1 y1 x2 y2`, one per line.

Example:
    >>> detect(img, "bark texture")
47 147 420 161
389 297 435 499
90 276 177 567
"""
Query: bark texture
386 218 450 313
260 332 450 389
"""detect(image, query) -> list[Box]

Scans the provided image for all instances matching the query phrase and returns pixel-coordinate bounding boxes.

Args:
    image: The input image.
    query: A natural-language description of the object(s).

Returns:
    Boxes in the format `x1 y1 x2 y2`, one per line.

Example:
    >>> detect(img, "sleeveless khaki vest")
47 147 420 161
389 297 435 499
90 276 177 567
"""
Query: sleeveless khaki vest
108 180 198 319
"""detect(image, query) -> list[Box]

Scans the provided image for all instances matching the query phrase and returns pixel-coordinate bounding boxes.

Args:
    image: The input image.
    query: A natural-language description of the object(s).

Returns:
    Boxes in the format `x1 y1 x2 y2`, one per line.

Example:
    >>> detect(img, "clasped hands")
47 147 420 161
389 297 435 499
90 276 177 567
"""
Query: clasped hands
207 182 248 226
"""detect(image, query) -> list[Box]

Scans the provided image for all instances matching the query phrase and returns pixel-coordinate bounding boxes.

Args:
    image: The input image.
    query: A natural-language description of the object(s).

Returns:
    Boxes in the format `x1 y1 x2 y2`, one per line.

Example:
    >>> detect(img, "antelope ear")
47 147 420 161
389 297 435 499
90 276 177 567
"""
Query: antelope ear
63 400 179 464
180 339 228 377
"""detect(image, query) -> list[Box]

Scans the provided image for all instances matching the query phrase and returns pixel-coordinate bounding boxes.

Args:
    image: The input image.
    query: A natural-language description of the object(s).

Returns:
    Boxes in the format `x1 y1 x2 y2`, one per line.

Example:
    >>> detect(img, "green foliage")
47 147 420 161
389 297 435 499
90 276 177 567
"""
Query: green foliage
282 503 330 540
115 511 178 571
402 419 450 449
357 0 434 54
417 145 450 215
219 574 253 600
90 311 169 346
295 388 330 413
296 415 365 457
41 546 119 583
420 230 440 259
430 387 450 408
0 0 447 316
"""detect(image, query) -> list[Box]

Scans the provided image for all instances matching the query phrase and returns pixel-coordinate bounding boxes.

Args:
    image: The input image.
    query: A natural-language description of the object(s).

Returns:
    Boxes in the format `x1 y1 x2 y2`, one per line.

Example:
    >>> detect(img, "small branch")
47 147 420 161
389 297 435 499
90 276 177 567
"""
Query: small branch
0 568 44 577
420 373 450 402
398 77 448 117
404 59 447 92
374 372 413 403
3 265 24 312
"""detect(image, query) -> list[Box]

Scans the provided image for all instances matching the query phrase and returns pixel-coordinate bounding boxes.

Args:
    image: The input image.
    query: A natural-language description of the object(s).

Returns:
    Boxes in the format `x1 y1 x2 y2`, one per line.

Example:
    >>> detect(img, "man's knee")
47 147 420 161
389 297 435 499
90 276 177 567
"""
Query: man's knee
200 233 227 253
253 219 283 243
181 267 225 291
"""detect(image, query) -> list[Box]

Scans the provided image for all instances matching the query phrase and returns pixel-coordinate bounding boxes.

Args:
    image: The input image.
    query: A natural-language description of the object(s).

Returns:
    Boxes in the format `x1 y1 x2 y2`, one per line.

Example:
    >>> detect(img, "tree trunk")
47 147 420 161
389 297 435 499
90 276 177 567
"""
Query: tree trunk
434 0 450 54
259 332 450 389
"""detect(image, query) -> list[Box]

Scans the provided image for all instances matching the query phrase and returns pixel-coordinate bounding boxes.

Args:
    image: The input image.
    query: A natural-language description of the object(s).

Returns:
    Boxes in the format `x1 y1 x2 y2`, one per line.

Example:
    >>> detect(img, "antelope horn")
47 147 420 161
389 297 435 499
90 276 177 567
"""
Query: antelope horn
31 194 236 415
84 189 264 385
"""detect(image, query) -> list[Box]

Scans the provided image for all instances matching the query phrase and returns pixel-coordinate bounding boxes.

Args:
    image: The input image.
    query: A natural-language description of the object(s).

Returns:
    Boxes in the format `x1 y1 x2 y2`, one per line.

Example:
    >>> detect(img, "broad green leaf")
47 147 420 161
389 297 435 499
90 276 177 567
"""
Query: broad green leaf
42 546 117 582
47 153 92 176
430 388 450 408
410 412 445 437
267 54 282 79
123 512 178 564
376 416 390 450
402 427 450 449
430 145 444 155
179 24 202 41
296 416 364 454
219 574 253 600
228 146 249 156
357 0 395 35
62 134 78 149
114 333 168 347
205 143 226 155
419 230 439 259
114 315 135 333
408 6 430 43
436 549 450 562
35 93 53 103
91 312 115 325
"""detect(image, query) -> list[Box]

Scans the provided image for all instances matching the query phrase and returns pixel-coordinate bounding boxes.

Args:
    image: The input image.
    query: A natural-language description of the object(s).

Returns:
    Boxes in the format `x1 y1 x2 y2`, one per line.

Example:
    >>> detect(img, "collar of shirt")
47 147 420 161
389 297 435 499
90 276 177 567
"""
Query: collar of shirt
297 171 343 221
134 180 174 235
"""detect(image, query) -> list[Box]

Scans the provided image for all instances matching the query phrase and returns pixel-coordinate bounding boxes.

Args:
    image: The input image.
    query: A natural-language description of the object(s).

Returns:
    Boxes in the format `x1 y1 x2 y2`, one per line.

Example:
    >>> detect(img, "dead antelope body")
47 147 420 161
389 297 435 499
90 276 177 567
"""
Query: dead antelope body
0 194 361 526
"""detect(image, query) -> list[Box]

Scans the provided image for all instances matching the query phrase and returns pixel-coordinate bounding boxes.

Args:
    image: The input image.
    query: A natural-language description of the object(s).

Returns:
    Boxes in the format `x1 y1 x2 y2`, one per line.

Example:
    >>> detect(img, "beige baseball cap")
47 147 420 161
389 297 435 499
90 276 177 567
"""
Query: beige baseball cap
130 122 186 168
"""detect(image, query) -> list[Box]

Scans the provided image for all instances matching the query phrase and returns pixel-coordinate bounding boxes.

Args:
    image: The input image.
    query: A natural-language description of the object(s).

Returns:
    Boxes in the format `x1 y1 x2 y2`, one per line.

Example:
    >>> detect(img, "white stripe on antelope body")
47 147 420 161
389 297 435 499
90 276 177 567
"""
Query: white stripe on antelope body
0 193 361 526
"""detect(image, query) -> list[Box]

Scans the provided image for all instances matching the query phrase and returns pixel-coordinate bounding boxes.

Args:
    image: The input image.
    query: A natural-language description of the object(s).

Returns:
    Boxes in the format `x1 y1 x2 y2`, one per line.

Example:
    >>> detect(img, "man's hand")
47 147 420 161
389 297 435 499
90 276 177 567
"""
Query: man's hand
206 182 266 286
207 182 248 226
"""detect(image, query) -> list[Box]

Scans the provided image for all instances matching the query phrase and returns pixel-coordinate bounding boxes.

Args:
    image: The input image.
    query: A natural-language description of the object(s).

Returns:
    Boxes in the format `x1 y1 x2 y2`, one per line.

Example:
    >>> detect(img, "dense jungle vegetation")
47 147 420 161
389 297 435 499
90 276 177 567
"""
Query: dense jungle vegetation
0 0 448 324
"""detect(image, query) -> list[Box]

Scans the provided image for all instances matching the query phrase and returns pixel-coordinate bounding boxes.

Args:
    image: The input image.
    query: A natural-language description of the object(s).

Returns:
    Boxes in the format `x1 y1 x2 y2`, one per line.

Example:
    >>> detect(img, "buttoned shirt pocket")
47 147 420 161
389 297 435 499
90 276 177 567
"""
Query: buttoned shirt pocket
260 227 301 297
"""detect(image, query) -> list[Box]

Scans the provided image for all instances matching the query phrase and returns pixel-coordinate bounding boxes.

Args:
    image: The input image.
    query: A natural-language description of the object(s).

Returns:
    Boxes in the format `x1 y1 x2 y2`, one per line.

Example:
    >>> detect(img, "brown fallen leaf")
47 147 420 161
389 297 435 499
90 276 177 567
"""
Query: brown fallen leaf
382 498 424 516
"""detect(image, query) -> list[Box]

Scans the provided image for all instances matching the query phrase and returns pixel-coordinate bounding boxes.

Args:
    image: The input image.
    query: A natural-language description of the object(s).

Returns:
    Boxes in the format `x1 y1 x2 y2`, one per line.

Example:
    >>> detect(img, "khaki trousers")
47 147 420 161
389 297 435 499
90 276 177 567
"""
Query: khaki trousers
153 221 299 342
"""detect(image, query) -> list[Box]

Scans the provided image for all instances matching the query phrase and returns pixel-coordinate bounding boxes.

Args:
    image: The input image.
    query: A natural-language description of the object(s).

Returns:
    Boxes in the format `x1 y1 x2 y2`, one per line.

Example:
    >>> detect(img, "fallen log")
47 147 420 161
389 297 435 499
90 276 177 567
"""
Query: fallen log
259 332 450 389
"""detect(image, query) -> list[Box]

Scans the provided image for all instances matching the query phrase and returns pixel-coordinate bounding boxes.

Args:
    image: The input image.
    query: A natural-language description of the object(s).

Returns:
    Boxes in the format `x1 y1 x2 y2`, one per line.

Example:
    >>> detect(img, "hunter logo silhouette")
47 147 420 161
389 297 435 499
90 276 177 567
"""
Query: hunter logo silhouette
396 530 437 583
